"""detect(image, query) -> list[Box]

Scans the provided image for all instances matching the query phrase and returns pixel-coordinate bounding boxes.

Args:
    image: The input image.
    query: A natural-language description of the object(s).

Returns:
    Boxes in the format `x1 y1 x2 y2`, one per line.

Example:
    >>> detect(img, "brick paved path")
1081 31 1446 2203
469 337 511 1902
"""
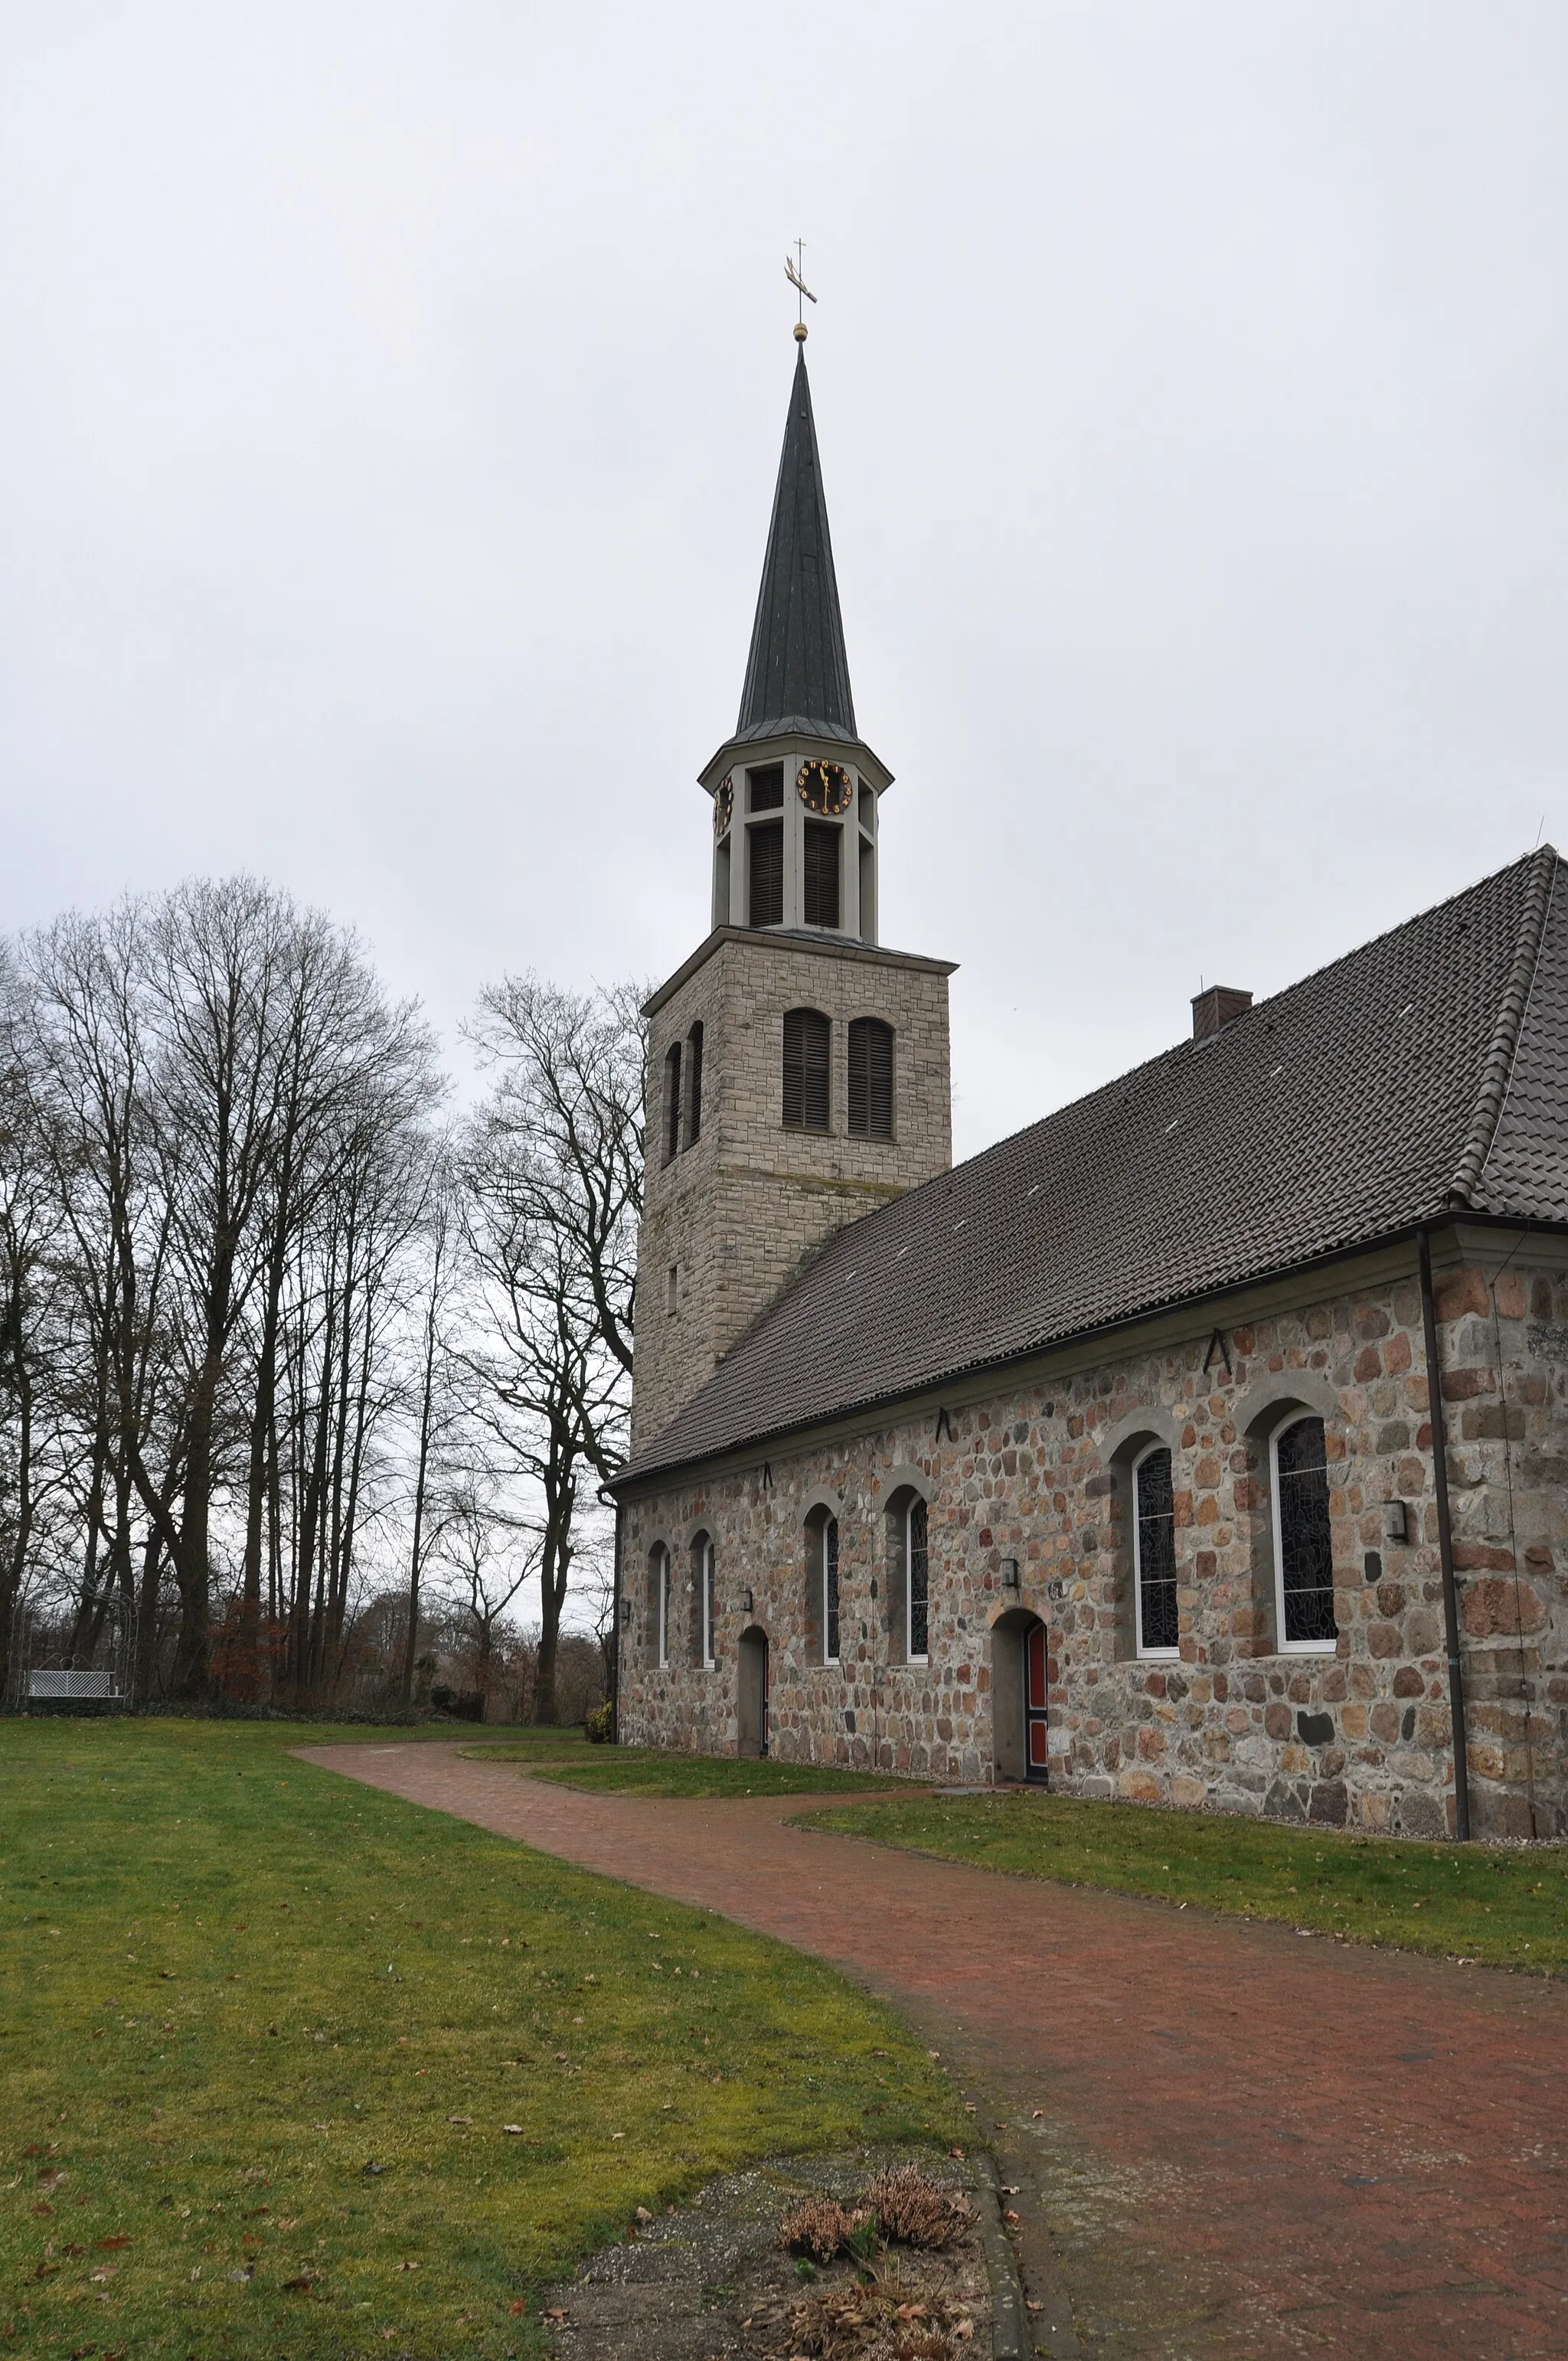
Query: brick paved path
301 1745 1568 2360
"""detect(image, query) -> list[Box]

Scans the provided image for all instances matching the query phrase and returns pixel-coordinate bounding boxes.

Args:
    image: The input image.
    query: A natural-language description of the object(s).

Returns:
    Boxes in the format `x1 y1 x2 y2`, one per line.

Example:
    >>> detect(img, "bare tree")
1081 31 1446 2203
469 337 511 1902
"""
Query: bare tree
435 1482 538 1717
459 978 643 1723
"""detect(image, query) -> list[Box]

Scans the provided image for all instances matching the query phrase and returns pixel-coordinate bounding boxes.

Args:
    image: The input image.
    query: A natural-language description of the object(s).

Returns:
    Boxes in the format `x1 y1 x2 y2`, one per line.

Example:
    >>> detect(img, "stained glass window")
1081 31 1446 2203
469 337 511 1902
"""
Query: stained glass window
1135 1447 1178 1653
824 1517 840 1663
1276 1416 1337 1646
908 1498 929 1661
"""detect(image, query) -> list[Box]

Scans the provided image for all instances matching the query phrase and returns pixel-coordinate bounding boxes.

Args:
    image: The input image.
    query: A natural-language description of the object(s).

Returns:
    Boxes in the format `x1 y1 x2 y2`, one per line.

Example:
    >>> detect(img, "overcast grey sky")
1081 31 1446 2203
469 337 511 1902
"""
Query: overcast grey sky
3 2 1565 1160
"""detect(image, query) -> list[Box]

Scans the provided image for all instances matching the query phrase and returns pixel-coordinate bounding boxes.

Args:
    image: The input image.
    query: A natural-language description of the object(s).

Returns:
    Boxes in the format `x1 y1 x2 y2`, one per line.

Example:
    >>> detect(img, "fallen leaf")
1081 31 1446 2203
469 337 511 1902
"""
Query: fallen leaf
509 2297 527 2315
283 2271 316 2293
446 2115 474 2127
501 2125 524 2136
96 2235 131 2249
634 2206 653 2223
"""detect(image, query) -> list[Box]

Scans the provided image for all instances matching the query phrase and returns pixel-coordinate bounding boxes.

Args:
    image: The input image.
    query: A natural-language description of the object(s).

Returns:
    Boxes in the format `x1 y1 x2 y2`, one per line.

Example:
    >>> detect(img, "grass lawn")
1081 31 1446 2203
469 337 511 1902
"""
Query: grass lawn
474 1747 897 1799
0 1718 961 2359
806 1788 1568 1974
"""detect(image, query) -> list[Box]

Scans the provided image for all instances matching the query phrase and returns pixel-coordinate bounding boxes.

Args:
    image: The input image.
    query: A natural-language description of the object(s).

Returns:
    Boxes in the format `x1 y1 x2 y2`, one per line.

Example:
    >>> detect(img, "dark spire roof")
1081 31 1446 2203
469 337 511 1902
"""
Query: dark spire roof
736 345 857 741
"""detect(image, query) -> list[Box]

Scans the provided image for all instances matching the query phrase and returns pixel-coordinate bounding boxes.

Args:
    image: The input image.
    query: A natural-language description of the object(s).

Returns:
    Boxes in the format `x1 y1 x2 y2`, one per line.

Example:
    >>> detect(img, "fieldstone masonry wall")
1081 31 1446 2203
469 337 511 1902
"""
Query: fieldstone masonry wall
620 1240 1568 1840
632 928 953 1449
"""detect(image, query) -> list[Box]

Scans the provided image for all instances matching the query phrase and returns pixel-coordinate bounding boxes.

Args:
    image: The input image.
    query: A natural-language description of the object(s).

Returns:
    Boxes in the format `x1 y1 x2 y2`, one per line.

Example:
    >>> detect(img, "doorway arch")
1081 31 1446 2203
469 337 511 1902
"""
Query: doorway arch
991 1608 1048 1784
737 1625 769 1759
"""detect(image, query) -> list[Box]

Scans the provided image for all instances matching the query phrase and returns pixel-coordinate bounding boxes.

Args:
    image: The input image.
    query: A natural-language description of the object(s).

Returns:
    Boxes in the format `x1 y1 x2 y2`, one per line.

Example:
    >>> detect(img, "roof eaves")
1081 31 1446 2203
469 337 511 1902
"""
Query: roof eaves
612 1208 1566 1495
1448 845 1559 1208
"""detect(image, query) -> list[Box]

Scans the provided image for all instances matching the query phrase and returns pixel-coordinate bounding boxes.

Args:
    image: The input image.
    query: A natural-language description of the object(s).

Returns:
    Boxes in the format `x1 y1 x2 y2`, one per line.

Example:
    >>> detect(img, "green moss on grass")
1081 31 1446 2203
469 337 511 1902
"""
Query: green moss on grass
805 1788 1568 1973
0 1719 960 2359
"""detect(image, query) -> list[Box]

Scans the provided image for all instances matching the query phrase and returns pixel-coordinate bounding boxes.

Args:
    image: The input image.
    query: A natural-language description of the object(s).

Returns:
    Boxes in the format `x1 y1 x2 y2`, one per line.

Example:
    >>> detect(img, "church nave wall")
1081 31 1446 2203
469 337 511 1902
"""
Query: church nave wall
618 1244 1568 1840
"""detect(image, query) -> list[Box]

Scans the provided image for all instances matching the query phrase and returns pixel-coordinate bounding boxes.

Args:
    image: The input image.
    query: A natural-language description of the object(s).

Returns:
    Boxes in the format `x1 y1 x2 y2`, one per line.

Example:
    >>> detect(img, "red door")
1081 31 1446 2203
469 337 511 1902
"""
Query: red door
1025 1623 1048 1781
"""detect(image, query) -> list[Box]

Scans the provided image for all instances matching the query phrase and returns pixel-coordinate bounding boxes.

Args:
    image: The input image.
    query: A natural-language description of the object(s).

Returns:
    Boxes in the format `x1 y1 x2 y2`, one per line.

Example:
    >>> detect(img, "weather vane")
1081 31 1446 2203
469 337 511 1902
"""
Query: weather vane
785 240 817 341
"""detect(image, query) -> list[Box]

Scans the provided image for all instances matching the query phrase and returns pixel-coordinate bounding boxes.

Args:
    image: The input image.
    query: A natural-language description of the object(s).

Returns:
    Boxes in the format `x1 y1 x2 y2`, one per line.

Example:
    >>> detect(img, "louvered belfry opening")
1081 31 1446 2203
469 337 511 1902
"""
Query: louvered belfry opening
747 765 784 811
782 1007 831 1131
847 1017 893 1138
749 824 783 928
803 821 841 929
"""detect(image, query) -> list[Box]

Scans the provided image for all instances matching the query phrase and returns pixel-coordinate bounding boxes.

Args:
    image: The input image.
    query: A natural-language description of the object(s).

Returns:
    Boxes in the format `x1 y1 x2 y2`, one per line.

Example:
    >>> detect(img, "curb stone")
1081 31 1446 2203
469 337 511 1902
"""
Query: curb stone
972 2152 1026 2361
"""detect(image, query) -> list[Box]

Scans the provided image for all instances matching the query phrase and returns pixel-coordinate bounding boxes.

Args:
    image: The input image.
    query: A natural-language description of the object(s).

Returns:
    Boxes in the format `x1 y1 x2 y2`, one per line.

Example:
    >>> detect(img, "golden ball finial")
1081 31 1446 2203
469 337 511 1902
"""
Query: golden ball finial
793 321 808 342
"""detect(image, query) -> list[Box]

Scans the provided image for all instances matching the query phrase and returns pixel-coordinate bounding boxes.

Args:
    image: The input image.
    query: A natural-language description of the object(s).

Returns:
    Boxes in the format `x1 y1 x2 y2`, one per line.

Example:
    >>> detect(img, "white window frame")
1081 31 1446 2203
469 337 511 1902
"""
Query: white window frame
701 1539 715 1670
656 1546 670 1669
906 1497 929 1666
822 1516 840 1666
1271 1414 1338 1655
1132 1442 1180 1662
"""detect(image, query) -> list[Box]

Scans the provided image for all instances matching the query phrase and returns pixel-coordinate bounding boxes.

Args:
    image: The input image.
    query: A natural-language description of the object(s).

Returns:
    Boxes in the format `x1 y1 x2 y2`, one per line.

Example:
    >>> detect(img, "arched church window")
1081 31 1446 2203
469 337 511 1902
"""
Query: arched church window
649 1544 671 1669
1273 1416 1337 1649
822 1515 840 1664
691 1532 715 1669
782 1009 831 1132
1133 1445 1178 1656
906 1497 929 1663
684 1022 704 1148
662 1043 681 1164
847 1019 893 1139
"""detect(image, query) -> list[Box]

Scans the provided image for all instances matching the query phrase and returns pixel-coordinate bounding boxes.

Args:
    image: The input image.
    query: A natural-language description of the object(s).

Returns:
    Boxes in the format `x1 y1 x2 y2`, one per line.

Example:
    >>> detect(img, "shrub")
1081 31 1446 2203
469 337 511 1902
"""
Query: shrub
583 1700 614 1745
867 2163 972 2249
779 2193 872 2263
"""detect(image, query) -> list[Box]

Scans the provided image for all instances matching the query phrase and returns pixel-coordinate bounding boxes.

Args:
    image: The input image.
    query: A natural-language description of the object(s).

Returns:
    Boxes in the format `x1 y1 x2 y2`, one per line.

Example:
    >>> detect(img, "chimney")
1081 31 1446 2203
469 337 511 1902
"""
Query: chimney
1191 984 1253 1040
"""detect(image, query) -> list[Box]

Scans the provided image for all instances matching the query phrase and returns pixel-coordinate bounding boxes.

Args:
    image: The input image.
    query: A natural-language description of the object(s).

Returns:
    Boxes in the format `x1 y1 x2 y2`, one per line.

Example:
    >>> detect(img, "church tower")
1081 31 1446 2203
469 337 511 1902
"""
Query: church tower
631 331 955 1453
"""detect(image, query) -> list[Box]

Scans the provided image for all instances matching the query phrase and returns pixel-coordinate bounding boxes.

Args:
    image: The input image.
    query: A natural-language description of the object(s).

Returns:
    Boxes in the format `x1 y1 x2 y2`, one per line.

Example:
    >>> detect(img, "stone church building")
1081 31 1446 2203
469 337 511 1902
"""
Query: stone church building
610 332 1568 1842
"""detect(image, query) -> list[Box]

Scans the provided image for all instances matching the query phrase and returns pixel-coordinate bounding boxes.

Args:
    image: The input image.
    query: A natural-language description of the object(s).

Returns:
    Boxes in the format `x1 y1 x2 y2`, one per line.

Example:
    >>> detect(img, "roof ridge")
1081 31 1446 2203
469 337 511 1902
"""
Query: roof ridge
1448 844 1560 1208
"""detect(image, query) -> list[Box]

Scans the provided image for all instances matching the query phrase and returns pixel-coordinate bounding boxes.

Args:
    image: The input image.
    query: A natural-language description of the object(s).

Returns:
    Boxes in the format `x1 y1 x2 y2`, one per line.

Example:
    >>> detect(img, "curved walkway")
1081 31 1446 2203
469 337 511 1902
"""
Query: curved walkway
300 1744 1568 2360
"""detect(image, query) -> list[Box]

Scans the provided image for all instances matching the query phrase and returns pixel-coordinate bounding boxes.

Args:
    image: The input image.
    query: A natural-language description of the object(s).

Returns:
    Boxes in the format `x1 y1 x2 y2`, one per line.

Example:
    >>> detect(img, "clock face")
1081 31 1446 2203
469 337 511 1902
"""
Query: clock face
798 758 853 817
714 776 733 838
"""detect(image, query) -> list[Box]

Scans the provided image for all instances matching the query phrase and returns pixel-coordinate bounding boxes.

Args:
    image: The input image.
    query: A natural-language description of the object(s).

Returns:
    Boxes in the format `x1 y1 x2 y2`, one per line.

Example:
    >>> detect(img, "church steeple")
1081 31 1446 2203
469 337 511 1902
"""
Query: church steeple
701 336 891 945
737 341 857 742
629 328 955 1453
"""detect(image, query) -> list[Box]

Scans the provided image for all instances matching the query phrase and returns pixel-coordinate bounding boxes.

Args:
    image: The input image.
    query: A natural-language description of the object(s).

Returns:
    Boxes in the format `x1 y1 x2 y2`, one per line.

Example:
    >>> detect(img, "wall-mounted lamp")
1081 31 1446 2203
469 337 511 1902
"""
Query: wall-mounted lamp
740 1588 754 1615
1380 1501 1409 1544
1001 1559 1021 1592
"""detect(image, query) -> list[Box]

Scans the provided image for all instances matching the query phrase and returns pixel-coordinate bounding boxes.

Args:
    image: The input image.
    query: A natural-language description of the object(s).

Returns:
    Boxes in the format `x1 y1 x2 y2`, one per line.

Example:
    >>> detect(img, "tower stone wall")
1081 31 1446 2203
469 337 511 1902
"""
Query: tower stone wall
630 927 954 1452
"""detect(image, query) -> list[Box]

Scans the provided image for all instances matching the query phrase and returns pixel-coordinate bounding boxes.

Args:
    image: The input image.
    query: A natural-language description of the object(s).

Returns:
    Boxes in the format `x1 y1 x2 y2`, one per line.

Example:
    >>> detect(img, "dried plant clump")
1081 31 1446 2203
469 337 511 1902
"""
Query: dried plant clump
867 2165 973 2252
779 2193 872 2263
786 2278 975 2359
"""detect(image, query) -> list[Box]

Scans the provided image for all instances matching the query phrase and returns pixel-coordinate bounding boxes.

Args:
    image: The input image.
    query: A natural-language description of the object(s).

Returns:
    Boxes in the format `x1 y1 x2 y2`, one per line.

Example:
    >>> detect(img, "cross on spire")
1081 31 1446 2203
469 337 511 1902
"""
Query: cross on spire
785 242 817 338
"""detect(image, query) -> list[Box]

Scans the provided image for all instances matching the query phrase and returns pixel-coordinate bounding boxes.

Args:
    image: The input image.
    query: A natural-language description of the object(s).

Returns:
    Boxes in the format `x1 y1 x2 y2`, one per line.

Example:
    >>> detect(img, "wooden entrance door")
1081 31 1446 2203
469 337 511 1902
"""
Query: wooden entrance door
738 1628 769 1759
1024 1621 1048 1781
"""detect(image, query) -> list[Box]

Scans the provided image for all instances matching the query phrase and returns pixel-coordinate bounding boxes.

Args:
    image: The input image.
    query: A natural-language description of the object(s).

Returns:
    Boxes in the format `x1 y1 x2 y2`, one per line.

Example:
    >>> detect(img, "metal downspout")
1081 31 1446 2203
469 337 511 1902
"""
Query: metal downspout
1418 1227 1471 1842
611 1497 624 1746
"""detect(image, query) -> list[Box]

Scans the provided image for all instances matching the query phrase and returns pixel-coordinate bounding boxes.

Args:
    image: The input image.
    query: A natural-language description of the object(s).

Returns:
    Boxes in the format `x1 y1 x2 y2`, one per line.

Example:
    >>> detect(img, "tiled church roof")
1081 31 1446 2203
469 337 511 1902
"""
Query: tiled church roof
622 848 1566 1485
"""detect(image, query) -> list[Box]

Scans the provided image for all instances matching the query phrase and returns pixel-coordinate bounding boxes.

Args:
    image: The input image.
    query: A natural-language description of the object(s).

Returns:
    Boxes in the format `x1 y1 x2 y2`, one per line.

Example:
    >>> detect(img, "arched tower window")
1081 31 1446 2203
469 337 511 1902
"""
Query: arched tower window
847 1019 893 1138
684 1022 704 1148
782 1009 831 1132
662 1043 681 1164
1132 1445 1178 1657
1273 1415 1337 1649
